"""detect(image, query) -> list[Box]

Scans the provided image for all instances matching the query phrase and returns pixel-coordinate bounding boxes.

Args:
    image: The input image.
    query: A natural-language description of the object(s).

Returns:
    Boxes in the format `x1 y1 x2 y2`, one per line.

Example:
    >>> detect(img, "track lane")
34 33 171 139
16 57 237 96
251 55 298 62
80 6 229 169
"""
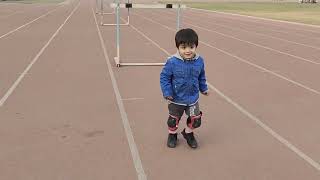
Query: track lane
0 1 137 179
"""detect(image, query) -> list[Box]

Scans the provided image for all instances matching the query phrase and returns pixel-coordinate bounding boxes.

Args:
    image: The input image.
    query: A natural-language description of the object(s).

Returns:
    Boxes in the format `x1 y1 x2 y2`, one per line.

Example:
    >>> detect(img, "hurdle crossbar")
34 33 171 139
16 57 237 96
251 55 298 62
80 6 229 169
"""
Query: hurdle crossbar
110 3 186 9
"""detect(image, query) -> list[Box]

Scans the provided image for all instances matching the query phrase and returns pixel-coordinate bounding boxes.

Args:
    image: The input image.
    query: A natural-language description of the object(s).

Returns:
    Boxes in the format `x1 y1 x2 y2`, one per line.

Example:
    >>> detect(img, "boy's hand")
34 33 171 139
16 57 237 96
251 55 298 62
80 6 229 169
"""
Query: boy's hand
201 91 209 96
165 96 173 103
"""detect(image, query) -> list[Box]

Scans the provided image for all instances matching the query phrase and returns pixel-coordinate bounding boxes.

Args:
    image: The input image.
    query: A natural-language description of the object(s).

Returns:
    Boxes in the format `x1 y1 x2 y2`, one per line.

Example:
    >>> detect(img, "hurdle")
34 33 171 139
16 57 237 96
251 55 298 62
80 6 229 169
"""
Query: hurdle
111 2 186 67
100 0 130 26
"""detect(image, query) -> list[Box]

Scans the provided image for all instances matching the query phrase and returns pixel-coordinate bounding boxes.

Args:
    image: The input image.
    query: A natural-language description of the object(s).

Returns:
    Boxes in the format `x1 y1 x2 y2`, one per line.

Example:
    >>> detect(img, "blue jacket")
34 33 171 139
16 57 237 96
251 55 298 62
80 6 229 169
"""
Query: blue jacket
160 53 208 106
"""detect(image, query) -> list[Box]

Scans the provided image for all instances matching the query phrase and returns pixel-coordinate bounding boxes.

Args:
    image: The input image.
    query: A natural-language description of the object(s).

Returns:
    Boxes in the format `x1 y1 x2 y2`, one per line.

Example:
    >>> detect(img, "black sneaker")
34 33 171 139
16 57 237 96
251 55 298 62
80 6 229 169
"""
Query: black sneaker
167 133 178 148
181 129 198 149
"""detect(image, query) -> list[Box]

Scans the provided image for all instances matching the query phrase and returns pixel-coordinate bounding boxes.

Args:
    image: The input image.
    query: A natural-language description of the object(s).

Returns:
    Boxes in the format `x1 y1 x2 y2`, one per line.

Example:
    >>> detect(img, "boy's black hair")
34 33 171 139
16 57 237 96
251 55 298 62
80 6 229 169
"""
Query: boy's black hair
175 28 198 48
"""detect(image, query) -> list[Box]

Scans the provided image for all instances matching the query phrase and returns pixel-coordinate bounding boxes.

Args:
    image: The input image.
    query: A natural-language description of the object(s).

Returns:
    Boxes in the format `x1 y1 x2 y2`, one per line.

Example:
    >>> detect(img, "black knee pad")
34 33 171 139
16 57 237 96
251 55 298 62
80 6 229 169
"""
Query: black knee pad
167 115 180 131
187 111 202 129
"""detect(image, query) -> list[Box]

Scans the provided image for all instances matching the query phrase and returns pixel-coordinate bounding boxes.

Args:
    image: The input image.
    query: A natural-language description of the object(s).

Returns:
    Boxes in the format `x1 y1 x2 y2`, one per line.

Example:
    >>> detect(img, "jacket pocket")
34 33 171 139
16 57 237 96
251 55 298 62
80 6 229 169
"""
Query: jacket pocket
173 82 186 98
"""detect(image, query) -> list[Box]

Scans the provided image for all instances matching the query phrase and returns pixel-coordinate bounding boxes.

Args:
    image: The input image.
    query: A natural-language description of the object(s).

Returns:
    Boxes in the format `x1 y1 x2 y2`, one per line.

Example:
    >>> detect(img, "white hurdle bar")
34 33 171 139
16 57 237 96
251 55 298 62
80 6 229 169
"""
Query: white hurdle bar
110 3 186 9
112 3 186 67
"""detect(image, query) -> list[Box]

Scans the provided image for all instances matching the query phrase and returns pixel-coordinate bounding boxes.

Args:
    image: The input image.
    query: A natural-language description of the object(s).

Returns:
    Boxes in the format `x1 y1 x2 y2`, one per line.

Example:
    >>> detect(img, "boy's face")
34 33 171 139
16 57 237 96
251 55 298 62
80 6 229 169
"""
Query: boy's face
178 43 197 60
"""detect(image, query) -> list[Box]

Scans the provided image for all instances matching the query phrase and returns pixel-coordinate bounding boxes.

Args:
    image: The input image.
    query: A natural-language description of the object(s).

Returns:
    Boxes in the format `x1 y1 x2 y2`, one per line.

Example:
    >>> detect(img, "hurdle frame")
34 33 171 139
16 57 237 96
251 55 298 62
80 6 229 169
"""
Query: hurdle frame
100 0 130 26
111 2 186 67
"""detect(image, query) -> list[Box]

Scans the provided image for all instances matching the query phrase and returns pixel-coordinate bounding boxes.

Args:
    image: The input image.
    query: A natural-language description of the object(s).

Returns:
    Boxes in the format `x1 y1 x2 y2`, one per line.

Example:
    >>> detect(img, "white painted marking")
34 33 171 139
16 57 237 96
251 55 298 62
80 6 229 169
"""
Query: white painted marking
0 1 81 106
188 7 320 31
122 97 145 101
155 10 320 65
128 13 320 171
187 8 320 41
133 12 320 95
180 13 320 51
125 17 171 55
0 6 61 39
207 82 320 171
185 21 320 65
92 7 147 180
200 40 320 95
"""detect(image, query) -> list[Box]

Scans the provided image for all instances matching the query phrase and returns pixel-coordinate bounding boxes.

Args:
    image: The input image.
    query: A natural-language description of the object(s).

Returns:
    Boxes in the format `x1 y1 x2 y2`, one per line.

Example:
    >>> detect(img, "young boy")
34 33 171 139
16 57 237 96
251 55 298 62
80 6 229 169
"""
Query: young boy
160 28 209 149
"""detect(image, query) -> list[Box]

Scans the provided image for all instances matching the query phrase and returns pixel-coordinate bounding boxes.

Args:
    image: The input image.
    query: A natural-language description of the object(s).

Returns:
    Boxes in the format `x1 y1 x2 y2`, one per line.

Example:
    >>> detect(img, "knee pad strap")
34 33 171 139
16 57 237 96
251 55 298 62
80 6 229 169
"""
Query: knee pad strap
187 111 202 129
167 114 180 131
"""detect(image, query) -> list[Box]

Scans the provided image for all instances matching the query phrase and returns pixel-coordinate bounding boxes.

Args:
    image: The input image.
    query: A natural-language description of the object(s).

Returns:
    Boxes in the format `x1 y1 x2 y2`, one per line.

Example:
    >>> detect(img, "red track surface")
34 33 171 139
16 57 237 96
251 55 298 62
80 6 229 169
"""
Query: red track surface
1 0 320 179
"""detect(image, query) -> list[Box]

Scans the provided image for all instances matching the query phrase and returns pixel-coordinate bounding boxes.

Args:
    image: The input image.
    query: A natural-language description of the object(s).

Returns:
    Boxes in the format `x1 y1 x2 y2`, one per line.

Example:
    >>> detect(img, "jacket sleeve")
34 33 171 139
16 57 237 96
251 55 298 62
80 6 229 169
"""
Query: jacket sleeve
160 60 173 98
199 62 208 93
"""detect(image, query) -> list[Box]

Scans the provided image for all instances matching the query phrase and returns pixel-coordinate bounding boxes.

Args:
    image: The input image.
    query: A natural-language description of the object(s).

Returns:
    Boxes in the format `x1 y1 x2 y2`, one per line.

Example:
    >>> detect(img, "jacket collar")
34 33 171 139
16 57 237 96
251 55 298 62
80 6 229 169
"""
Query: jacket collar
173 52 199 61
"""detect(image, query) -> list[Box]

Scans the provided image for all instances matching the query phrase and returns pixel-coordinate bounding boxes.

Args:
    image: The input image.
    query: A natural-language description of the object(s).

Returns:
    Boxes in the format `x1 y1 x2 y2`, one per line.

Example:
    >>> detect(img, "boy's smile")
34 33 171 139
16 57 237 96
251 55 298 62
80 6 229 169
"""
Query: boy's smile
178 44 196 60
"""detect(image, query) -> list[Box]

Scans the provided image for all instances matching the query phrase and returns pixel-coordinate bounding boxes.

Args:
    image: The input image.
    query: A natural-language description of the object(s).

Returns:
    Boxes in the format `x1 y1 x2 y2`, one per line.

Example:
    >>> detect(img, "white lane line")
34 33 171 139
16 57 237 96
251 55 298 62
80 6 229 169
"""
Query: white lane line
91 7 147 180
128 12 320 172
129 22 171 55
122 15 170 55
187 8 320 41
122 97 145 101
200 40 320 95
188 7 320 32
185 21 320 65
206 82 320 171
160 11 320 65
133 12 320 96
177 11 320 51
0 3 58 20
0 5 61 40
0 1 81 107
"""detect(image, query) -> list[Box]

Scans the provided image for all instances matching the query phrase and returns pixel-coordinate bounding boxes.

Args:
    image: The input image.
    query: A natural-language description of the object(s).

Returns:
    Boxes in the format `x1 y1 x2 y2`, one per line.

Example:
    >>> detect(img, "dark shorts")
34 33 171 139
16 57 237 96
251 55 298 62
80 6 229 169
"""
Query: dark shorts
168 102 200 119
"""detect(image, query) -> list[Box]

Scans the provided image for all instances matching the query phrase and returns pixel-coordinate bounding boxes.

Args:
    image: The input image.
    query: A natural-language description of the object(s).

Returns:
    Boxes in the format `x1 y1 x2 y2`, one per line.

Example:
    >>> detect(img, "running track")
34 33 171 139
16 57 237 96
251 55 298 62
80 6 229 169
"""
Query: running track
0 0 320 179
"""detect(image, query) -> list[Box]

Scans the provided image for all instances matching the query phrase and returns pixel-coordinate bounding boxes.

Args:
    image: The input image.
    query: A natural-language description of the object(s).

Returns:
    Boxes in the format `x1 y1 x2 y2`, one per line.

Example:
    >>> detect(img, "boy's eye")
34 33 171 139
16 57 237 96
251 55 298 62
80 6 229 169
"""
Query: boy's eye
189 44 195 49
